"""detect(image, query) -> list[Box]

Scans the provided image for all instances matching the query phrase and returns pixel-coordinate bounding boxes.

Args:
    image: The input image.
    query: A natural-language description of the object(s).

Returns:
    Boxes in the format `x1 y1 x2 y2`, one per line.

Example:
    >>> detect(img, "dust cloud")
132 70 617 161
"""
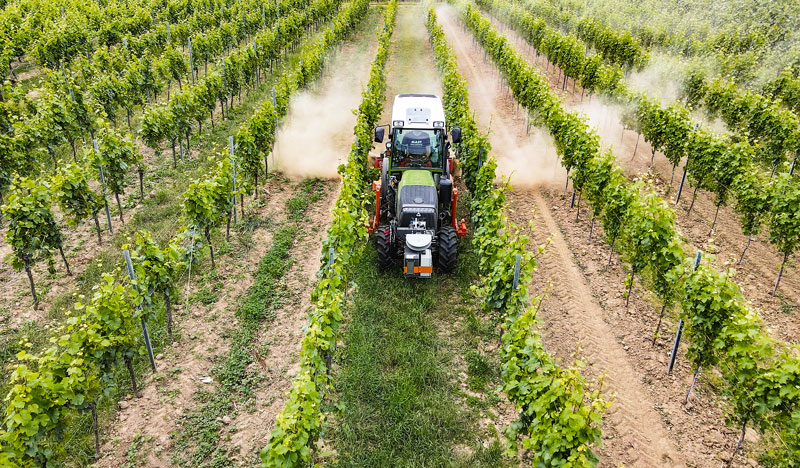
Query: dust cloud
270 52 370 179
434 4 565 189
570 94 730 160
570 98 626 153
492 126 566 189
627 52 689 104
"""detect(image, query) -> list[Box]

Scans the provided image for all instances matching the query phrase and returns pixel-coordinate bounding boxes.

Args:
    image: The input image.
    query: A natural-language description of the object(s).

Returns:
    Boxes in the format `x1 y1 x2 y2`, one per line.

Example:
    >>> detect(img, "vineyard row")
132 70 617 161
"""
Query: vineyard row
475 0 800 293
458 1 800 462
260 0 395 465
427 6 608 465
0 0 365 464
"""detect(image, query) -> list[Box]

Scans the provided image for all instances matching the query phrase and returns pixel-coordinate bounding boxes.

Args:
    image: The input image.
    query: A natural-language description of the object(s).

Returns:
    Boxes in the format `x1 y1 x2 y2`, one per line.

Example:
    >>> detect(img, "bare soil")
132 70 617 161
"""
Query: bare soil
486 13 800 345
95 177 295 468
436 6 762 467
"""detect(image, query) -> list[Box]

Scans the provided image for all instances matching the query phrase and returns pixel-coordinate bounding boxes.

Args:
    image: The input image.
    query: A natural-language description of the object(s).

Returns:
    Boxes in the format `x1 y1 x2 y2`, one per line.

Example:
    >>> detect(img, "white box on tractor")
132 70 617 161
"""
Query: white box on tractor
369 94 467 278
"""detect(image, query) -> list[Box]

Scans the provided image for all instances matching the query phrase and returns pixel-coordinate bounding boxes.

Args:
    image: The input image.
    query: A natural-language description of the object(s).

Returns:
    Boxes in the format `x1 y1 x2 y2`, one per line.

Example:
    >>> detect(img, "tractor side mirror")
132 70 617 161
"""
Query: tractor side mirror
374 127 385 143
451 126 462 143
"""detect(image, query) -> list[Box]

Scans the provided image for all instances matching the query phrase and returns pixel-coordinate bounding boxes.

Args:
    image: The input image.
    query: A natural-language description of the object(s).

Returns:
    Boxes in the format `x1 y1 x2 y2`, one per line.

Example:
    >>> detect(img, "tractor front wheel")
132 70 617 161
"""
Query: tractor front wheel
376 225 394 270
437 226 458 273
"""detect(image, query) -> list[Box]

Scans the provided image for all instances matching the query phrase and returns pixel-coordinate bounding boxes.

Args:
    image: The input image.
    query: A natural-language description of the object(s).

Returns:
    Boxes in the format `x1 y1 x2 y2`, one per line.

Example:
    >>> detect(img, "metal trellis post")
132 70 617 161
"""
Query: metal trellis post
668 251 702 374
93 139 114 234
123 250 157 372
230 136 237 223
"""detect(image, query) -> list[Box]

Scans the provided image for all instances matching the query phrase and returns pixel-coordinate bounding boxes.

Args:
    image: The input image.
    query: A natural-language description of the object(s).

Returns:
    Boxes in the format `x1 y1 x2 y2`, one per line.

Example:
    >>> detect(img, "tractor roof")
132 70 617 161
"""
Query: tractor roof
391 94 446 129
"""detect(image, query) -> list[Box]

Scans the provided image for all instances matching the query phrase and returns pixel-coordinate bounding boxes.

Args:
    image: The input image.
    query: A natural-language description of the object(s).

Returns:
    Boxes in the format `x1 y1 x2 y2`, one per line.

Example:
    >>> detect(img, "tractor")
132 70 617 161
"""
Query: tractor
368 94 467 278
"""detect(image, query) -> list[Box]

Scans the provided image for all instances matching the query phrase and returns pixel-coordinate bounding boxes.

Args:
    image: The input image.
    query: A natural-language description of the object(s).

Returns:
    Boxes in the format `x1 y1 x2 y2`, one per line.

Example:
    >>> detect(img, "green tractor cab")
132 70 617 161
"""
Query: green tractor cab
369 94 467 278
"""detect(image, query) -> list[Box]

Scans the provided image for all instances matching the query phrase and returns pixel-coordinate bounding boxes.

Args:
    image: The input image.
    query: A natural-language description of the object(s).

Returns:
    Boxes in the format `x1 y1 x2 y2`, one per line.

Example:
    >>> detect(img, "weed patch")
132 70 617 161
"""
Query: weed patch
328 245 506 467
170 183 325 467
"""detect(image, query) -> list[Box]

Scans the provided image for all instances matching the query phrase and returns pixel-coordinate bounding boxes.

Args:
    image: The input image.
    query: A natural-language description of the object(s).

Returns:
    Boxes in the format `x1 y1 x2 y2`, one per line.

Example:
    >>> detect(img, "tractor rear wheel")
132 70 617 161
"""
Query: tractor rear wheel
376 225 393 270
437 226 458 273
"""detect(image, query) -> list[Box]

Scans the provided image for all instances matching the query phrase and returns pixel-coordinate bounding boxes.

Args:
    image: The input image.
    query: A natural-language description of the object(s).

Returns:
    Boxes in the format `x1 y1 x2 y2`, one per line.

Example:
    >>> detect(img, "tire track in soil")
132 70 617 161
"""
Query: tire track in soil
510 191 684 468
466 11 763 466
484 13 800 344
436 7 687 467
225 15 380 461
536 187 757 467
96 177 296 468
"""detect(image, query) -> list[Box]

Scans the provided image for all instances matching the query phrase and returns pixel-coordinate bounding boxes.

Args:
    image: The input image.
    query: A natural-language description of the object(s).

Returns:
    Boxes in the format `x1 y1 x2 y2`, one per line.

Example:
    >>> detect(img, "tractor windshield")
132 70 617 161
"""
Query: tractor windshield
392 128 444 169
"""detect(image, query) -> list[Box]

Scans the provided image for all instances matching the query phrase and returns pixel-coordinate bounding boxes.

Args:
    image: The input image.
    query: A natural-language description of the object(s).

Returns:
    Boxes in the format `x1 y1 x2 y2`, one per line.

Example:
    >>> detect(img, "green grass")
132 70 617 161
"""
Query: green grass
465 349 494 392
327 237 507 468
169 180 327 467
286 178 327 221
385 5 443 97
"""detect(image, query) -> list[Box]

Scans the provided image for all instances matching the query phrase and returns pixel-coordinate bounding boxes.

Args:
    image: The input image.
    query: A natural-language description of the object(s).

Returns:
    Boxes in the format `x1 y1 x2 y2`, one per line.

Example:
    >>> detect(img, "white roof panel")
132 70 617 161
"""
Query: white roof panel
391 94 446 128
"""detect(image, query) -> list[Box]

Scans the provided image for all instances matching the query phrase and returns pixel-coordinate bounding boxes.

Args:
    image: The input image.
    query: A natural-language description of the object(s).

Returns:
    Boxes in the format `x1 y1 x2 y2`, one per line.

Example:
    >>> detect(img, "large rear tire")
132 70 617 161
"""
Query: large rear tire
437 226 458 273
376 225 393 270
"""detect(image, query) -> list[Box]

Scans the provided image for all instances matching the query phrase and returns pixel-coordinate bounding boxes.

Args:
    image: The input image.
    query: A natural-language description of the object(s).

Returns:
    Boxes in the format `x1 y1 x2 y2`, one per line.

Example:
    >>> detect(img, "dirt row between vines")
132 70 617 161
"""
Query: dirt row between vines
96 176 295 468
437 6 762 467
93 16 379 466
224 10 381 460
483 13 800 345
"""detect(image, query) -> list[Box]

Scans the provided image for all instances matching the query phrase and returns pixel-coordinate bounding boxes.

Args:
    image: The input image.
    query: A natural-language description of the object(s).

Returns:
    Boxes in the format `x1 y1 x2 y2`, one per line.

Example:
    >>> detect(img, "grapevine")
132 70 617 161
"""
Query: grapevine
457 1 800 459
52 162 105 244
429 7 609 464
2 176 70 309
261 1 390 463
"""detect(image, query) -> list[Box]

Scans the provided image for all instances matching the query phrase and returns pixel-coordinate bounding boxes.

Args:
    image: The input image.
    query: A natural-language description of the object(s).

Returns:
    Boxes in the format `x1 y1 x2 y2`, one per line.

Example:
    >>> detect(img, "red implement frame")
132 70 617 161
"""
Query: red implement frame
368 179 467 236
368 181 381 234
452 187 467 236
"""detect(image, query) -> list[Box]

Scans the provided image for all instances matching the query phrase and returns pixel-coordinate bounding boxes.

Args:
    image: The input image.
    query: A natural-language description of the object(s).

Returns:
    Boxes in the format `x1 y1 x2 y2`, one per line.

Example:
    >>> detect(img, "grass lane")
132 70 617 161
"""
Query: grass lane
331 241 503 467
329 241 507 467
169 179 328 468
327 5 507 465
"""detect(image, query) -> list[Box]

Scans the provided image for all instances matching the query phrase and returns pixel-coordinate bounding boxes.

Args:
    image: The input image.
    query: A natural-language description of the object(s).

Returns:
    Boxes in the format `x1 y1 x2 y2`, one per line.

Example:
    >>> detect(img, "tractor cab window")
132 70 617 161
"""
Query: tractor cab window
392 128 444 168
